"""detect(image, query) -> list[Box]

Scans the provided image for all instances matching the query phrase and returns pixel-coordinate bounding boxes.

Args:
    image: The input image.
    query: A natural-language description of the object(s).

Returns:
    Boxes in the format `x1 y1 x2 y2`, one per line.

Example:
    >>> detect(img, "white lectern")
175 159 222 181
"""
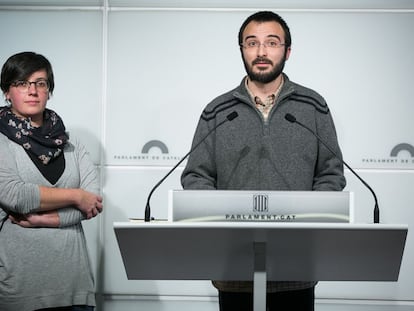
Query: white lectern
114 221 407 311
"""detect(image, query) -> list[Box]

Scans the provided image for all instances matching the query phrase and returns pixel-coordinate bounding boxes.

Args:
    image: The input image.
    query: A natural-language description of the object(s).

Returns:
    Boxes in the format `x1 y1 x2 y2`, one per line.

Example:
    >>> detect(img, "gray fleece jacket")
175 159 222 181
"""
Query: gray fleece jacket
0 133 98 310
181 74 346 292
182 74 345 192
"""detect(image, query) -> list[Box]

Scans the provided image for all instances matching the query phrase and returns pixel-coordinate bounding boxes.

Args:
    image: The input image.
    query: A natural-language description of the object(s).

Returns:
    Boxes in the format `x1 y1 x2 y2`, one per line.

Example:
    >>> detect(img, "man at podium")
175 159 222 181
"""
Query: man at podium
181 11 346 311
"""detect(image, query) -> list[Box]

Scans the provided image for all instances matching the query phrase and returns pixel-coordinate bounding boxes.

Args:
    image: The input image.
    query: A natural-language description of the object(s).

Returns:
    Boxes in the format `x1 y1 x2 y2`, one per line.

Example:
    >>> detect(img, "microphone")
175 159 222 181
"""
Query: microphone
144 111 239 222
284 113 380 224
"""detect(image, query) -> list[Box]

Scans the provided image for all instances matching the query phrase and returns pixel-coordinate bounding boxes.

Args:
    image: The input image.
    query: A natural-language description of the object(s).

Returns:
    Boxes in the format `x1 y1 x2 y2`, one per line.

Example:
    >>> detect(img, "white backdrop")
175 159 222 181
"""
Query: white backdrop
1 1 414 310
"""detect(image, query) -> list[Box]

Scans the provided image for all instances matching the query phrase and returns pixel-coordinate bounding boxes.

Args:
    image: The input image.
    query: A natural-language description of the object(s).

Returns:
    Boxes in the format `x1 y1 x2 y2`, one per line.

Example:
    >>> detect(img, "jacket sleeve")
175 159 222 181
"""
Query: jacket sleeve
312 110 346 191
181 115 218 190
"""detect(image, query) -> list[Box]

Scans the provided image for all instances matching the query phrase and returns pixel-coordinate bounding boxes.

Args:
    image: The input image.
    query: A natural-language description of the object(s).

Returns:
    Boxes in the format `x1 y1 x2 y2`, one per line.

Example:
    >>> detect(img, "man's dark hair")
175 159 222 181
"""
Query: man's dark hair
238 11 292 48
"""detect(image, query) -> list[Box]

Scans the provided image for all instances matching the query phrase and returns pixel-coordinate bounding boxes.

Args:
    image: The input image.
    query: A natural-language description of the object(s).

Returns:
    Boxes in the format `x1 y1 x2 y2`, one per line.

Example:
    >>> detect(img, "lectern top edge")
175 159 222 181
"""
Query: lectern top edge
116 221 408 231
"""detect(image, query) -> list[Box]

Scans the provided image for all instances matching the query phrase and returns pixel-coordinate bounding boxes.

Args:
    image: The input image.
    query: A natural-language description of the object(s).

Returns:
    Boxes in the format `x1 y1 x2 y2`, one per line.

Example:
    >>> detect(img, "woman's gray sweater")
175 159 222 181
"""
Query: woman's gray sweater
0 133 99 310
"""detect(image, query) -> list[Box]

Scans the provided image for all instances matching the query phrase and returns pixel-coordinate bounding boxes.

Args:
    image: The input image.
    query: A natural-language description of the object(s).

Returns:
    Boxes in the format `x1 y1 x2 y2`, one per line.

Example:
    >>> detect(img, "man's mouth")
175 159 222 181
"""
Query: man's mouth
253 58 272 66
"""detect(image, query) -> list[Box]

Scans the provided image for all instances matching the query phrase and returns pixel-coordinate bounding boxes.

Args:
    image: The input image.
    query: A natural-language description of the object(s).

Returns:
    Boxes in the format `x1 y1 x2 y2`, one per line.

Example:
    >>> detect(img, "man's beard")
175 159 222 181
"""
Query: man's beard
243 53 287 84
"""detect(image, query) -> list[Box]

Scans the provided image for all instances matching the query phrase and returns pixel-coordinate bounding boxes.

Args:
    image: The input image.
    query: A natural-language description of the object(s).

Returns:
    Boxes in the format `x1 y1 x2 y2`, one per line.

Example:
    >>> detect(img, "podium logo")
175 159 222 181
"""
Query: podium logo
253 194 269 213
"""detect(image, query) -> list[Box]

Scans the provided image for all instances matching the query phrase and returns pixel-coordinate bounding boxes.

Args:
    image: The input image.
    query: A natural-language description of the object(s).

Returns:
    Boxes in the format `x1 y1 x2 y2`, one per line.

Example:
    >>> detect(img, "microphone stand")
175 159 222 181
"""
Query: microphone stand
144 112 239 222
285 114 379 223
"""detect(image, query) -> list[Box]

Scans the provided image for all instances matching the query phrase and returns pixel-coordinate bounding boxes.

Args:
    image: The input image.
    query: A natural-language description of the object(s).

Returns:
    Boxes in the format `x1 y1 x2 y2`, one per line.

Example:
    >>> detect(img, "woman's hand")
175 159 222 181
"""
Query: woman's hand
77 189 103 219
38 186 103 219
9 211 60 228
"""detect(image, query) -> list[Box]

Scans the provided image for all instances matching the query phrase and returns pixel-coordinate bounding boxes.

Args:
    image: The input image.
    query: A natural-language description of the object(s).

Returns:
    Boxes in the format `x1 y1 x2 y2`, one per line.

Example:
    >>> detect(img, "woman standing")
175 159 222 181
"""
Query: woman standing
0 52 103 311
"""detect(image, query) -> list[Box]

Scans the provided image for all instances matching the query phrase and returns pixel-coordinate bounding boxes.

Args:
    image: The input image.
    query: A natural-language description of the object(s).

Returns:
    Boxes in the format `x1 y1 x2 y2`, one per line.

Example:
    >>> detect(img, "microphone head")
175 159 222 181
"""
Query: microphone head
226 111 239 121
284 113 296 123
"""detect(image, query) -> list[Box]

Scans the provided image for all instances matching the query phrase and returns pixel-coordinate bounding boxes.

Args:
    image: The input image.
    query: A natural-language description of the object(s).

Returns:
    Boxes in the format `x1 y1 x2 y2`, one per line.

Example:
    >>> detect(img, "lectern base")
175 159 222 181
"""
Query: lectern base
253 242 267 311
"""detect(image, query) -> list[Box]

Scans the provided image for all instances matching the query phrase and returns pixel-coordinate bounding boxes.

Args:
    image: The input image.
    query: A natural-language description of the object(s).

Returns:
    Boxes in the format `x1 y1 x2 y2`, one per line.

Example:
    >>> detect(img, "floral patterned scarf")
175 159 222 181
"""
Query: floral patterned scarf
0 106 68 165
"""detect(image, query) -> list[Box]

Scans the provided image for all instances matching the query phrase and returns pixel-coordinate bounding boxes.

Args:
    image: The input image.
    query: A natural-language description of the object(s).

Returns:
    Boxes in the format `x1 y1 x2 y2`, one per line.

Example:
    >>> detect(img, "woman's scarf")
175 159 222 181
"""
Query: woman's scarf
0 106 68 165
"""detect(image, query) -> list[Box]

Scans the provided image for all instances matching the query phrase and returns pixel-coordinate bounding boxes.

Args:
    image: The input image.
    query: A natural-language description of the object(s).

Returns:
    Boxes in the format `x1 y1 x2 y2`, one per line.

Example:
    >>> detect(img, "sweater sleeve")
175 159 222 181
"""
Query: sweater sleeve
58 137 100 227
0 135 41 215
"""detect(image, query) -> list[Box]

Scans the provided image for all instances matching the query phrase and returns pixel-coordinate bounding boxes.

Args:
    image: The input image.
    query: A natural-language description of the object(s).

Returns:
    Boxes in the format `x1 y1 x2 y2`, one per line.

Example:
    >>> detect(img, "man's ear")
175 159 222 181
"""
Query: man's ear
285 46 292 61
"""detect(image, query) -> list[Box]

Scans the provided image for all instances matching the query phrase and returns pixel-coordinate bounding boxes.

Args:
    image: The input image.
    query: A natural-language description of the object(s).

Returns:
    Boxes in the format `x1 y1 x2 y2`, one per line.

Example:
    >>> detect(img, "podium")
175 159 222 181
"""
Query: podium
114 221 407 311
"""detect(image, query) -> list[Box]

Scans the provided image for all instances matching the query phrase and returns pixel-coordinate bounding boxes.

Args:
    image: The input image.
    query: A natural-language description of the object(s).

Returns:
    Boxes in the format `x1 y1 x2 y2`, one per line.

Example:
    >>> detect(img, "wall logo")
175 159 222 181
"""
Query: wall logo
390 143 414 157
113 139 183 162
362 142 414 165
141 140 169 154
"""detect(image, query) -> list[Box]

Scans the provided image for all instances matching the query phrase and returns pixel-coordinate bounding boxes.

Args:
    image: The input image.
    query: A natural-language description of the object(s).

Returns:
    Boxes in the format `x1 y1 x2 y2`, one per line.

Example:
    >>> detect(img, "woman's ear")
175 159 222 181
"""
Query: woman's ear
4 92 11 104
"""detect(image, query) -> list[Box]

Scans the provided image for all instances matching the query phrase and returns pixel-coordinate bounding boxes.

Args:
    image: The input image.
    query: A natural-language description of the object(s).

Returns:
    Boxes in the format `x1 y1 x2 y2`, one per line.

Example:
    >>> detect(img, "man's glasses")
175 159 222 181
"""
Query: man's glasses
241 39 286 50
11 79 50 93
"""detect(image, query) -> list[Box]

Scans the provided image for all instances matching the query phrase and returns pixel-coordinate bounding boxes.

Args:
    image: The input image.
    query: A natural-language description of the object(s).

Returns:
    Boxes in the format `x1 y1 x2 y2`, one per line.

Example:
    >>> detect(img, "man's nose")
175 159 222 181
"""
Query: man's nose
257 44 268 56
